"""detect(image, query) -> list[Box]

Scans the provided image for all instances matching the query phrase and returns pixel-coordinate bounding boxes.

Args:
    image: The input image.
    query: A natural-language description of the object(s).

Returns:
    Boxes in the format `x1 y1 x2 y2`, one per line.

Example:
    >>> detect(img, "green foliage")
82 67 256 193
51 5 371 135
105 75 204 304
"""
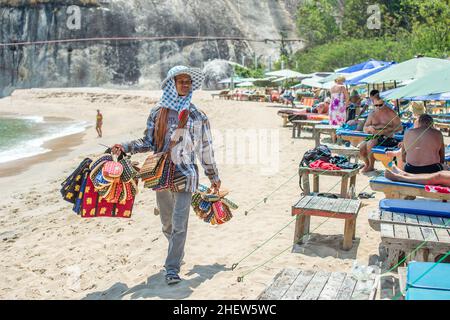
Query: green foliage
287 0 449 72
296 0 340 46
233 65 264 79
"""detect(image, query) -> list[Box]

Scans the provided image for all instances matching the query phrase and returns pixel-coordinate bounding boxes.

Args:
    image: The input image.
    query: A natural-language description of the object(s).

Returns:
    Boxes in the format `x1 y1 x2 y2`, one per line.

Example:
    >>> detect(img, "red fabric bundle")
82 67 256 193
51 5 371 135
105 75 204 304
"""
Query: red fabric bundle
425 185 450 194
309 160 341 171
81 176 136 218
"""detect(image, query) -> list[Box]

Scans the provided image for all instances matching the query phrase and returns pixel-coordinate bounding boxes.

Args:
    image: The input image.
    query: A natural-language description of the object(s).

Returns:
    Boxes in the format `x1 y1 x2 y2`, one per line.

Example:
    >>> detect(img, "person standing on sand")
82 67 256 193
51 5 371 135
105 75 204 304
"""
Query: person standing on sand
96 109 103 138
111 66 221 285
329 76 349 126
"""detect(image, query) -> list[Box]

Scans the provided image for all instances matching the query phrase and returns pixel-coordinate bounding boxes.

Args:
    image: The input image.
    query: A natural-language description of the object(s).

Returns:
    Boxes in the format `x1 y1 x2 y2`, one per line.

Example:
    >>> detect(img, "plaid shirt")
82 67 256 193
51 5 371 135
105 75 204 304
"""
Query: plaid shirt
121 104 220 192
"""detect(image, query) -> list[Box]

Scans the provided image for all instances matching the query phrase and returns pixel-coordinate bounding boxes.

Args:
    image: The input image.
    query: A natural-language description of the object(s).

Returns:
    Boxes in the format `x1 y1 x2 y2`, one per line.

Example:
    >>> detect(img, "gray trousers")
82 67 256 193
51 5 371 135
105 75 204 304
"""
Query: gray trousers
156 190 192 275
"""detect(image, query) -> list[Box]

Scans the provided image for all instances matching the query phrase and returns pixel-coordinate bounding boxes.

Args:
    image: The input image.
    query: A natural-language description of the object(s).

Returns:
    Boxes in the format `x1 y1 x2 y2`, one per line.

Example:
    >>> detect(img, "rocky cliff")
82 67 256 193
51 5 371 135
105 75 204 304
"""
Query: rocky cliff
0 0 302 96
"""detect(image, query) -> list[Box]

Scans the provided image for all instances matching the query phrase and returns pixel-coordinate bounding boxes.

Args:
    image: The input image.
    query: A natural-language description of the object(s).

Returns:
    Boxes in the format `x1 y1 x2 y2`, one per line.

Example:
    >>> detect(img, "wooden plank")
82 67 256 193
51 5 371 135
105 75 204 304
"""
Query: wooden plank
429 216 447 228
416 214 433 227
392 212 406 223
293 196 313 209
336 274 358 300
298 271 331 300
421 227 438 242
318 272 347 300
406 225 424 241
381 211 393 222
337 199 351 214
311 196 328 210
393 224 408 240
281 270 315 300
433 228 450 244
259 268 300 300
380 223 395 238
351 277 376 300
343 200 361 215
404 214 418 225
318 197 336 212
304 196 323 210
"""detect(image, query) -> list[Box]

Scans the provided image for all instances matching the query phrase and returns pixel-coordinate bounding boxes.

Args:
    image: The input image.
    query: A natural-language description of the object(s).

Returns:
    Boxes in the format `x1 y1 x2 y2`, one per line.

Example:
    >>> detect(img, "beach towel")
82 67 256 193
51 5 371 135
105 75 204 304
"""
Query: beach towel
425 185 450 194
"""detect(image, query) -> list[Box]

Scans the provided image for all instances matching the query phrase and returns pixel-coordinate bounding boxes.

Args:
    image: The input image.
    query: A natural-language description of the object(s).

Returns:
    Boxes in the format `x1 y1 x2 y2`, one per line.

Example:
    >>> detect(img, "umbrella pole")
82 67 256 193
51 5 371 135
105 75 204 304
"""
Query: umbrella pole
394 80 400 114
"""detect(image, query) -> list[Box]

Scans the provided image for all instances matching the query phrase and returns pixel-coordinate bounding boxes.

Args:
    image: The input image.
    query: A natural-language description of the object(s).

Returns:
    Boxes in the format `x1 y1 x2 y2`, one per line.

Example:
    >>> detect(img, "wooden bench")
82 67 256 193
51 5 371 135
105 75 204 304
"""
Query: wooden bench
327 143 360 163
313 124 339 147
292 196 361 250
368 210 450 268
259 268 377 300
292 120 323 138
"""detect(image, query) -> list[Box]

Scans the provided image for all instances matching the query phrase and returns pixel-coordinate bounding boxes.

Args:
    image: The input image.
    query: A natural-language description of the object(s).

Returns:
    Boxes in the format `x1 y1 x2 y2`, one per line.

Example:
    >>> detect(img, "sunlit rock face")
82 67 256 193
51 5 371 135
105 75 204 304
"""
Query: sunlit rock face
0 0 302 96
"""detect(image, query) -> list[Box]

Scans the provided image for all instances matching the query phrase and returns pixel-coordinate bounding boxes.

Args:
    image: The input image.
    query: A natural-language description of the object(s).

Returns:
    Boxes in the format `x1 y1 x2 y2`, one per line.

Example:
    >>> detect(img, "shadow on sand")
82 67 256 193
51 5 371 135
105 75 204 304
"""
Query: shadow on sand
292 233 360 260
83 263 229 300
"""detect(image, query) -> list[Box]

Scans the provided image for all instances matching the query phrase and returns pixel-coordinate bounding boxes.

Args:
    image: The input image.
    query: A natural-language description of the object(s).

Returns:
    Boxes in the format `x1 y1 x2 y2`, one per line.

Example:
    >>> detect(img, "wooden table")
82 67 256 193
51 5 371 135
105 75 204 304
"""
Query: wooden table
299 166 360 199
292 196 361 250
327 143 360 163
259 268 377 300
292 120 322 138
369 210 450 269
314 124 339 146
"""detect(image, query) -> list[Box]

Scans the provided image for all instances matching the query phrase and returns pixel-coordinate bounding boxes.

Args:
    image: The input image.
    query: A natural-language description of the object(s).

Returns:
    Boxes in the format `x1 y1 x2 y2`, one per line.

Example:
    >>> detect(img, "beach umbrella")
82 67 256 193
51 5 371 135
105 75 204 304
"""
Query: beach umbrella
363 57 450 84
265 69 308 79
346 63 396 85
218 77 245 84
301 77 334 89
236 81 254 87
405 92 450 101
383 65 450 100
338 59 392 74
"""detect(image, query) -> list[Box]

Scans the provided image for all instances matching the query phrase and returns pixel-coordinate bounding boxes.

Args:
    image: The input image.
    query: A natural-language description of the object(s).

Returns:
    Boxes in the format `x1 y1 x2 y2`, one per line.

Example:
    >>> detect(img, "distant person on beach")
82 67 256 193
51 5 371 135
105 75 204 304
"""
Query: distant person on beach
359 96 402 172
96 110 103 138
111 66 221 286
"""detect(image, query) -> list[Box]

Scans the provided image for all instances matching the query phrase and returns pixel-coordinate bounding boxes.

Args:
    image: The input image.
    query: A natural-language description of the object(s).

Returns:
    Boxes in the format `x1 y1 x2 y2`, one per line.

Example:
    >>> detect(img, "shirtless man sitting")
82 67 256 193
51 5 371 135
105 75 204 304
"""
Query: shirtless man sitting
359 96 402 172
401 114 445 174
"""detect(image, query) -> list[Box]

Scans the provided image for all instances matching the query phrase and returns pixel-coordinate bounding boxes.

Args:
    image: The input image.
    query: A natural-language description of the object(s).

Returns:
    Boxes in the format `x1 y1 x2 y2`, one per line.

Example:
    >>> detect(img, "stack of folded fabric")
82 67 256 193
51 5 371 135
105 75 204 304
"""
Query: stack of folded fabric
191 184 238 225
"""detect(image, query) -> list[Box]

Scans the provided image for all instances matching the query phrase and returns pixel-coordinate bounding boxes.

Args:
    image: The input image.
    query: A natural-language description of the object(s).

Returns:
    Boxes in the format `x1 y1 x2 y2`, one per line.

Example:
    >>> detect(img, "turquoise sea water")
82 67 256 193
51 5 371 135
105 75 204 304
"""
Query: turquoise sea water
0 116 88 163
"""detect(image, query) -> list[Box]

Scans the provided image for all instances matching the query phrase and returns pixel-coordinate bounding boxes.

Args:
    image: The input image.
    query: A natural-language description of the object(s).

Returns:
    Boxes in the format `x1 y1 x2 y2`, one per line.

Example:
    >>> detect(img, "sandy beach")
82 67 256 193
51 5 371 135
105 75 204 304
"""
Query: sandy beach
0 88 447 300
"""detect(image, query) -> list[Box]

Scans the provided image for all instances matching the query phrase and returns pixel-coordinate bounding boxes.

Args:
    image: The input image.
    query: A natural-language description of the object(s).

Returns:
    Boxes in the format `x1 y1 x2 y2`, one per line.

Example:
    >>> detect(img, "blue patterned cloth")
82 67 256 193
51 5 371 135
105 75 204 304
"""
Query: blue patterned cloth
160 78 193 113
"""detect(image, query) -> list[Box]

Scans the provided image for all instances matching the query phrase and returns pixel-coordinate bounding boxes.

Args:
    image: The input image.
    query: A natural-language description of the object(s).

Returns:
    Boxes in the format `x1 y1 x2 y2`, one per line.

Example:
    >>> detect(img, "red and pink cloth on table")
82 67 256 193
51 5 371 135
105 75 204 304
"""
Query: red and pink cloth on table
425 185 450 194
309 160 341 171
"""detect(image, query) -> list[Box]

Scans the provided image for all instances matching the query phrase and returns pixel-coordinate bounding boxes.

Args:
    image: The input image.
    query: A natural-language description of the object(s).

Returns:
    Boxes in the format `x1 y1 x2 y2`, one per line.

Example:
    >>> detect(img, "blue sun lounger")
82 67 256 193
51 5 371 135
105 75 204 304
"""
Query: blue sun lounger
370 175 450 200
406 262 450 300
336 129 403 147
